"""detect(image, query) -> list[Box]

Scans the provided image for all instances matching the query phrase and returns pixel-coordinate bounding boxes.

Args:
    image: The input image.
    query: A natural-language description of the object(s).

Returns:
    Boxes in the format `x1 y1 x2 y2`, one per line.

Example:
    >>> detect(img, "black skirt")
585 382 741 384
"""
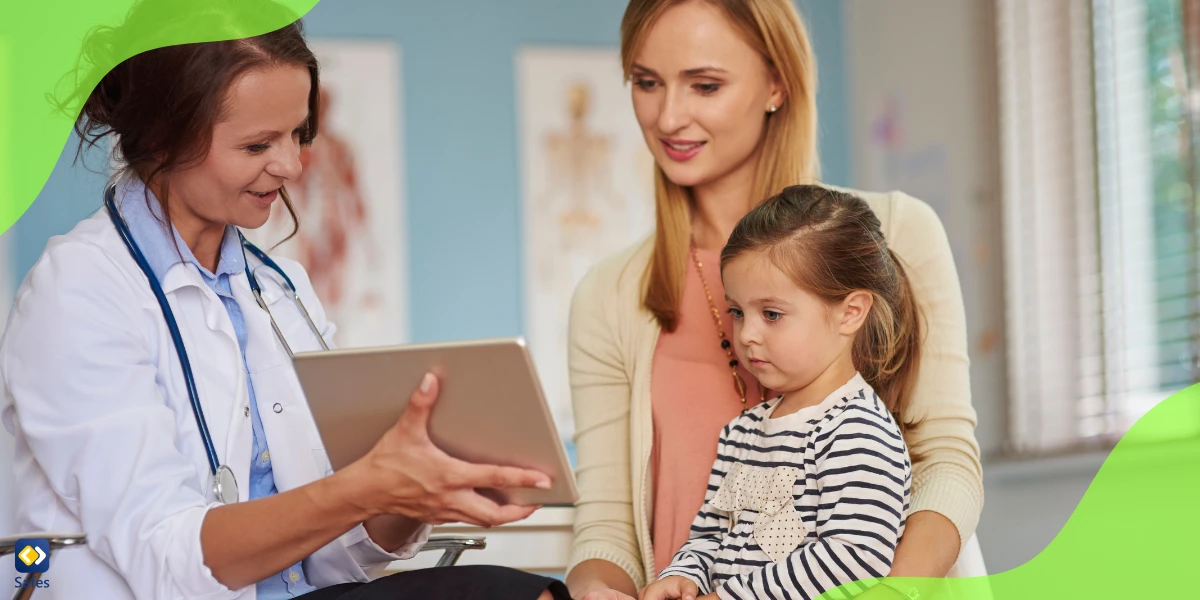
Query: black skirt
296 565 572 600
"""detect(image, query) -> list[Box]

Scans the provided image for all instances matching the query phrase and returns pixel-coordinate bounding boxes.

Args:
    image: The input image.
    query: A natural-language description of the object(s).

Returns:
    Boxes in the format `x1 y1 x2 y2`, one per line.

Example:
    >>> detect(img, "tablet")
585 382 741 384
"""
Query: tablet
292 337 578 507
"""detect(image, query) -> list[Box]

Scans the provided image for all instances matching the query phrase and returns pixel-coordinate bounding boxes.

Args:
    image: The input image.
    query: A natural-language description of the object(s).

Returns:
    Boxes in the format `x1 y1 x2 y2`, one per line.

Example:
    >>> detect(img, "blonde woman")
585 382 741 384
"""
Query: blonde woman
564 1 983 598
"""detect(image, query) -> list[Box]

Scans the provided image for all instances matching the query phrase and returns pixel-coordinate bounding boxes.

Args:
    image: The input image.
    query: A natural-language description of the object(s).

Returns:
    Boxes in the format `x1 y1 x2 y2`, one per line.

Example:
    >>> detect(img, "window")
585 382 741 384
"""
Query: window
998 0 1200 455
1144 0 1199 392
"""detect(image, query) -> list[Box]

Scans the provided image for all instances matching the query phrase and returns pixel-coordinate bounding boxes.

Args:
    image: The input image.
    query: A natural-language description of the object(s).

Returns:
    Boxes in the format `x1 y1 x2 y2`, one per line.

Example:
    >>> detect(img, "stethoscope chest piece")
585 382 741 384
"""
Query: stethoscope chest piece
105 183 327 509
210 465 239 505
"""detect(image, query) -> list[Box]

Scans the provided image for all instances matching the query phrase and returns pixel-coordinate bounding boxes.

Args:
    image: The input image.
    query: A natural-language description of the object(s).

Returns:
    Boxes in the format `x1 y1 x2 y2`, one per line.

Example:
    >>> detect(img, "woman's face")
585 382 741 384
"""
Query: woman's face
630 0 784 191
167 64 312 233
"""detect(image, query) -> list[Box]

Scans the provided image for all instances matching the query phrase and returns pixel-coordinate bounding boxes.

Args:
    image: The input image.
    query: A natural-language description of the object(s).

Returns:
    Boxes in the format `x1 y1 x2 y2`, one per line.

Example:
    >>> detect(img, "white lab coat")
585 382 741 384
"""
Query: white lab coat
0 208 430 599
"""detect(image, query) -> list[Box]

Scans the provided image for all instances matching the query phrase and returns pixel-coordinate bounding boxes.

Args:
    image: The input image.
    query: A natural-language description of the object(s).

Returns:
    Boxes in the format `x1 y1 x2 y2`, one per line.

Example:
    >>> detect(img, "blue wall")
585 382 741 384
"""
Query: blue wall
10 0 848 343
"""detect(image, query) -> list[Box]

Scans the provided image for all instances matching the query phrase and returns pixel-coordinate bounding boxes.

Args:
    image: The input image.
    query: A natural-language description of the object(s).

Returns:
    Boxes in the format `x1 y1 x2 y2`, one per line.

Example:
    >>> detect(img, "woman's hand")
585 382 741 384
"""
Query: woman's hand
567 559 640 600
639 576 699 600
341 372 553 527
578 590 638 600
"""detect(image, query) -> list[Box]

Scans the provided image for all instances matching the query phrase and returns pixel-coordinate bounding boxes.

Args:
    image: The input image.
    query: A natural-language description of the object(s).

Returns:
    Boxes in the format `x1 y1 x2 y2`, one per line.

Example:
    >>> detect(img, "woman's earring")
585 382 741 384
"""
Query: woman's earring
768 104 778 113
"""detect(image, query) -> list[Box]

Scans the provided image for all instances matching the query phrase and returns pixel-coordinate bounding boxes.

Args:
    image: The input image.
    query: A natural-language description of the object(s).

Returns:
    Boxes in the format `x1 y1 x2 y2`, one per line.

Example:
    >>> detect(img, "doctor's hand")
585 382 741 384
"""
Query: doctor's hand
343 372 553 528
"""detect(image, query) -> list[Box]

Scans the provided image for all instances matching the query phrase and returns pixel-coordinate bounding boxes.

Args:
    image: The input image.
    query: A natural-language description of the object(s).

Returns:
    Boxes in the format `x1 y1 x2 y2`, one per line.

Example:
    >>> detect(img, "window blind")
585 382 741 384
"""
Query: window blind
997 0 1200 455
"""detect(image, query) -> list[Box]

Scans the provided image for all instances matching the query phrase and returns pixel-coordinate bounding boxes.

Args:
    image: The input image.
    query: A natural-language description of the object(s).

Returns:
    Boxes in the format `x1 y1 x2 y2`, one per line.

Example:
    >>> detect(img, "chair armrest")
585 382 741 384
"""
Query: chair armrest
418 535 486 568
0 533 87 558
3 533 87 600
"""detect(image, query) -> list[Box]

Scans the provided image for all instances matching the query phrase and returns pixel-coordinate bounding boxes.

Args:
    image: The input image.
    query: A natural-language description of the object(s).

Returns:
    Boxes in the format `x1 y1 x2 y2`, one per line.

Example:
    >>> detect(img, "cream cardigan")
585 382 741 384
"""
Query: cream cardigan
565 188 984 588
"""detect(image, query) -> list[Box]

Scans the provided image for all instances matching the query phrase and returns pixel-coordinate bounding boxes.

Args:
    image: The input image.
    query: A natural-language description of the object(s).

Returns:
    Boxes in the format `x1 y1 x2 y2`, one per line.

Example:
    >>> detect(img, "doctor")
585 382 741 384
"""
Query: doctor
0 6 570 600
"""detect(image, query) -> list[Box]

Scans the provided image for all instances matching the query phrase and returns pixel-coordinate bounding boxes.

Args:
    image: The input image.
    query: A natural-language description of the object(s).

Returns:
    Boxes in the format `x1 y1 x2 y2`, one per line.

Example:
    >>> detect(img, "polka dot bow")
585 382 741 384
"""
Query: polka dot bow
711 463 807 562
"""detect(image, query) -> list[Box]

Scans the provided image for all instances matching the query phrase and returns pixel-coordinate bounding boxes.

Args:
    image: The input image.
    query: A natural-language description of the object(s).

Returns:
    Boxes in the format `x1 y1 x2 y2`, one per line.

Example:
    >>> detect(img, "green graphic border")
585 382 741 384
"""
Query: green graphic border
3 2 1200 599
864 382 1200 599
0 0 318 231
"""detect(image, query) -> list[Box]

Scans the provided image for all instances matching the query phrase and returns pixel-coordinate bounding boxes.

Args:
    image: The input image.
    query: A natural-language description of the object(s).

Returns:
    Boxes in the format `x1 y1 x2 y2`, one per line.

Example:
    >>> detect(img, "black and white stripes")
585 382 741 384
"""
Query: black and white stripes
659 374 911 600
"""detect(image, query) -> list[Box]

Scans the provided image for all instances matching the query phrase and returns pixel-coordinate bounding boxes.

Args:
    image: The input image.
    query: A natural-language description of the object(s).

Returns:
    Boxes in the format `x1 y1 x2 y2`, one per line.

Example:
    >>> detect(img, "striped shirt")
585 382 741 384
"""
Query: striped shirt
659 373 911 600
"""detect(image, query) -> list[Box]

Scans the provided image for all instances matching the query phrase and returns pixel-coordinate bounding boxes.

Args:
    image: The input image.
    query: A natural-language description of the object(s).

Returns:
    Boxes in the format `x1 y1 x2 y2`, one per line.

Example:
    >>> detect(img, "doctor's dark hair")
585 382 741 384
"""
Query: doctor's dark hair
719 185 924 429
62 0 319 241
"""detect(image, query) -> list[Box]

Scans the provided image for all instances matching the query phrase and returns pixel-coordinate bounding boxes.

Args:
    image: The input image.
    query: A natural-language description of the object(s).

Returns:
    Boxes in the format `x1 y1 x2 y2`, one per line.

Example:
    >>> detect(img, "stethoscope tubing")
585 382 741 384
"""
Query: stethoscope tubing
103 184 330 481
105 185 221 476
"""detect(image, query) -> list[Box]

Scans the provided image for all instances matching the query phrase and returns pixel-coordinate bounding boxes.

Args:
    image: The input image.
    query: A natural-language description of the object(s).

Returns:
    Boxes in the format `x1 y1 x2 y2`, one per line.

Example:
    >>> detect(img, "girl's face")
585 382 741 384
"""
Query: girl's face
722 251 869 395
629 0 784 192
166 64 311 234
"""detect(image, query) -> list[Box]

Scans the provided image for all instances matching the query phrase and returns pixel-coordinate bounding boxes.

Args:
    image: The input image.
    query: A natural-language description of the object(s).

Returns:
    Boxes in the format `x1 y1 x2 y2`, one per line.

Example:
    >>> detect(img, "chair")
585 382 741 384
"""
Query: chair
0 533 87 600
0 532 485 599
420 535 488 568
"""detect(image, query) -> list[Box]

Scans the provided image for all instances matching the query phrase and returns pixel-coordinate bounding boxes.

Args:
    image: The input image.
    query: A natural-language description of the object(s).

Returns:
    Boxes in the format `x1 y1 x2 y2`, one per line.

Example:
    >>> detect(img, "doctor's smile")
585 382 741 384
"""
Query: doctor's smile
247 188 281 206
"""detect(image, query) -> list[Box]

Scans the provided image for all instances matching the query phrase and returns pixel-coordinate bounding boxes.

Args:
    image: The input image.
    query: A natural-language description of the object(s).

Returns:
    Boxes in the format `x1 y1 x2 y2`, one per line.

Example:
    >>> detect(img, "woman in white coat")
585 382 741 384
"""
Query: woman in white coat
0 4 570 600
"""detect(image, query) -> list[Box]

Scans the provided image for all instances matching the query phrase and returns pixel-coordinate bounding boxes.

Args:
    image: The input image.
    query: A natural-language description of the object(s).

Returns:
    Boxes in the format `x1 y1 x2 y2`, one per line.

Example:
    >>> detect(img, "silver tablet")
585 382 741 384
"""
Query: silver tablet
292 337 578 507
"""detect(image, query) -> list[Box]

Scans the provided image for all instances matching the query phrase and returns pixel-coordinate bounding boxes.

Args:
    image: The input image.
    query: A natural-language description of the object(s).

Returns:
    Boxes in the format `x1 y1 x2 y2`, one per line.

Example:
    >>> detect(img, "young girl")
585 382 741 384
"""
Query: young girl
642 185 920 600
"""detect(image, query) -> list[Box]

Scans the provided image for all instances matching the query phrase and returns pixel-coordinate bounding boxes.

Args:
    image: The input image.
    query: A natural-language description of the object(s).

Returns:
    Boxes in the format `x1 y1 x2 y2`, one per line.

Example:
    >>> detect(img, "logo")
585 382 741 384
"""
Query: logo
14 539 48 574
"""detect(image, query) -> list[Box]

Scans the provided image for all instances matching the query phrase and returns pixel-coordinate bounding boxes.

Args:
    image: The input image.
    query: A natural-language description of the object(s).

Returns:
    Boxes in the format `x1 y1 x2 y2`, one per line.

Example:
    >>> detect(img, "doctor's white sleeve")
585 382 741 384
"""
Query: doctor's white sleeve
1 241 240 600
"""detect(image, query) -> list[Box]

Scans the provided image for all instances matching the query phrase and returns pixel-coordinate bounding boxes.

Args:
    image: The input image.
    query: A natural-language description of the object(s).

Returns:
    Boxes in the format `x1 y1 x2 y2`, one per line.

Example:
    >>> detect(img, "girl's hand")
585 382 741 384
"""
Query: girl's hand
343 372 553 527
639 576 700 600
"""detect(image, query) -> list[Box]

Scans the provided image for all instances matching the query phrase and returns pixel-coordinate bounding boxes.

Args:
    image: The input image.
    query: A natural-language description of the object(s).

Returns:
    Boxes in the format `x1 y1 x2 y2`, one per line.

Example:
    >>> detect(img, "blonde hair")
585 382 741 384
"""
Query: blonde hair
620 0 820 332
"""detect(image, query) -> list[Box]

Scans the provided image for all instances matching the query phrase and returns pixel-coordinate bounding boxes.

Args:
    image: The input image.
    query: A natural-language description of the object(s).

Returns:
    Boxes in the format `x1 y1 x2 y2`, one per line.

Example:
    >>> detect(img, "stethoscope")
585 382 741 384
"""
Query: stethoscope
104 185 329 505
